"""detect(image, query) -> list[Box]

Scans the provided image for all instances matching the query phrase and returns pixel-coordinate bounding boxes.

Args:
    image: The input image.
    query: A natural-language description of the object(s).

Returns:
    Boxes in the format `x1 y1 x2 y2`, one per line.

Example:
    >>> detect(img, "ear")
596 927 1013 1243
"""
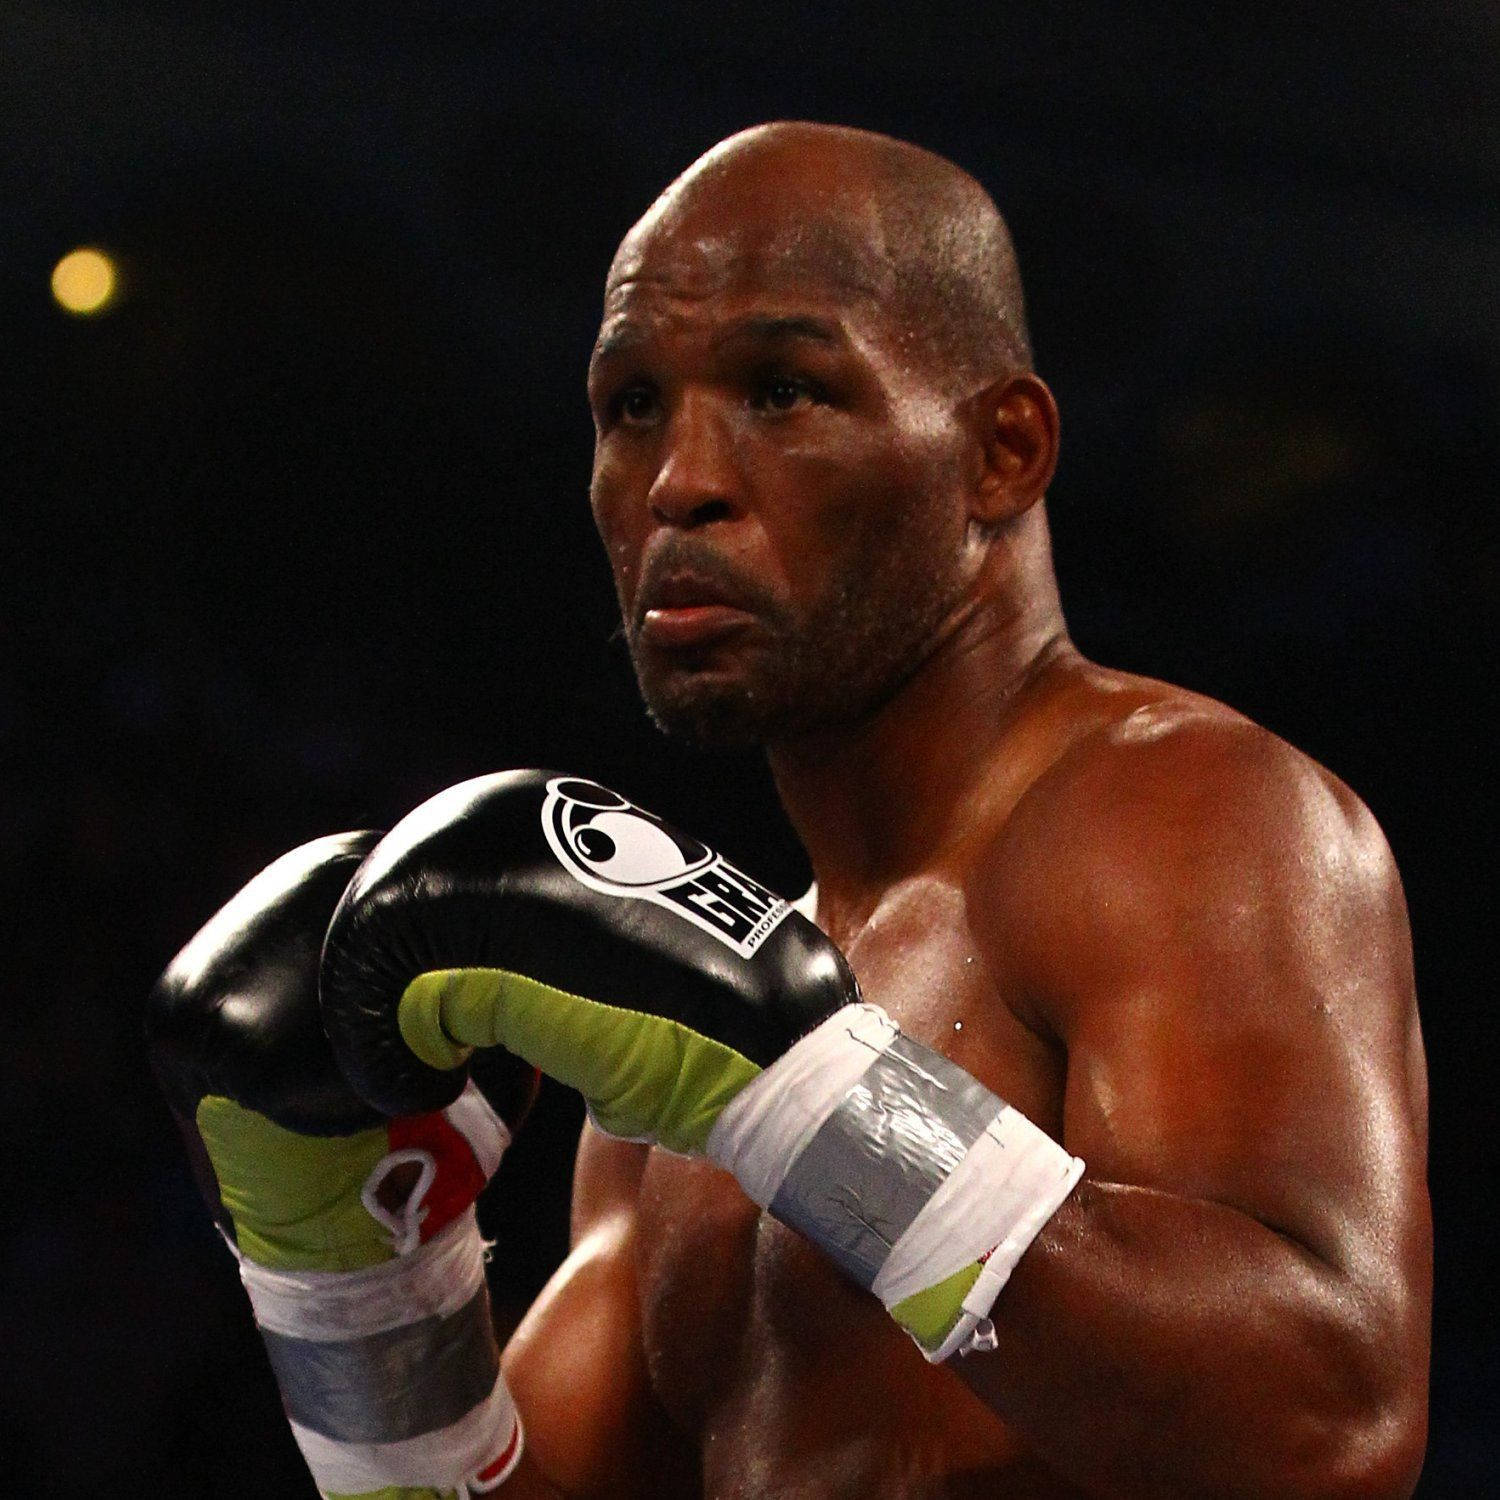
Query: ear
968 373 1060 526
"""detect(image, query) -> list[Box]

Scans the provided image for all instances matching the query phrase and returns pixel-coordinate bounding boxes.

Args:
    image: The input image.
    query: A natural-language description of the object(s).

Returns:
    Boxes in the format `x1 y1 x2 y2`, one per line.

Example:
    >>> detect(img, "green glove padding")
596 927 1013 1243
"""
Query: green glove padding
399 968 762 1154
195 1098 395 1272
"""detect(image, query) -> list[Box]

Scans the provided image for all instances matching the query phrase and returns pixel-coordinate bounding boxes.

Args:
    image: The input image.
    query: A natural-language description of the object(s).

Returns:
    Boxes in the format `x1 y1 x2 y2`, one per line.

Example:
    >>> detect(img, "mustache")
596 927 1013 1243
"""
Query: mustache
630 539 786 631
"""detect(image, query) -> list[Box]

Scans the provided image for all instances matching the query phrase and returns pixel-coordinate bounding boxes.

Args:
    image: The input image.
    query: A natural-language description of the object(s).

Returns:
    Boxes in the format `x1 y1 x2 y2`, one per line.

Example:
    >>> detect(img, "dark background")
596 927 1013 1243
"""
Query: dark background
1 2 1493 1493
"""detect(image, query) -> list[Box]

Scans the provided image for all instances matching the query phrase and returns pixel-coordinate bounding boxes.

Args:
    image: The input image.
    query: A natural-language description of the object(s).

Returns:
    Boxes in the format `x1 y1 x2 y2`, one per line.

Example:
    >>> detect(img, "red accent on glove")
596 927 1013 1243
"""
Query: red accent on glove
389 1110 489 1242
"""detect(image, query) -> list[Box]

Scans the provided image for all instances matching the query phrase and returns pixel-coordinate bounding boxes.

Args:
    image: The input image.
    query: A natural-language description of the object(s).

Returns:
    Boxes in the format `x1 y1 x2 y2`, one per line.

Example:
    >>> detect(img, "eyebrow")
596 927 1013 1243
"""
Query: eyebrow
590 323 646 366
590 313 846 368
719 314 845 349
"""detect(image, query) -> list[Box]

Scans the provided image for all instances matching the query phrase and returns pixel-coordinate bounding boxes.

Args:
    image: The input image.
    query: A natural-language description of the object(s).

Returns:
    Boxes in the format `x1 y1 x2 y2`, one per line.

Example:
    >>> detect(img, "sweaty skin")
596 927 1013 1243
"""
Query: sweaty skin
493 124 1431 1498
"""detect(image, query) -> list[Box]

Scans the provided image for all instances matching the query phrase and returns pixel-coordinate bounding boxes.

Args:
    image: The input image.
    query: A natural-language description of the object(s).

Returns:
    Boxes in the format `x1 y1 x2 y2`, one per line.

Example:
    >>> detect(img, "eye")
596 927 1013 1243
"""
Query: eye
751 374 823 414
608 383 661 427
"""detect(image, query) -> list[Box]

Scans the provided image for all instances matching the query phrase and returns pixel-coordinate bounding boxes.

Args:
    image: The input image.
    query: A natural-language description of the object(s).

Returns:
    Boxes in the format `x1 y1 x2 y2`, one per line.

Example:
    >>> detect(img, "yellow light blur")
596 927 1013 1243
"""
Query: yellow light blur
51 248 118 315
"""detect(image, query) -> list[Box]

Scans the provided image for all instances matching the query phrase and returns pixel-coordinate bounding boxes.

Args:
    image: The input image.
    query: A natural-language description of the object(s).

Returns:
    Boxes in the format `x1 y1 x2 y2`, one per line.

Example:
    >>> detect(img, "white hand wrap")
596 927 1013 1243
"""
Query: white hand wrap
232 1210 523 1495
708 1003 1084 1361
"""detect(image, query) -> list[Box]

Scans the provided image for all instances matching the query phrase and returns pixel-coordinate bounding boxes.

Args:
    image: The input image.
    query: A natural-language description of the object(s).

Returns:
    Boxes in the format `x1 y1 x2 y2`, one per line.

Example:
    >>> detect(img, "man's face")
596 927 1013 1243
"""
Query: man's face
588 189 974 747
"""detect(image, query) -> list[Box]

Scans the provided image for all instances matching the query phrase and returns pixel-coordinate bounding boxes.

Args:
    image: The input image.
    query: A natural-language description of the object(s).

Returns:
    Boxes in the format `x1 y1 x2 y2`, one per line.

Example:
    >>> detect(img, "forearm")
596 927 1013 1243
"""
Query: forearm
957 1178 1426 1499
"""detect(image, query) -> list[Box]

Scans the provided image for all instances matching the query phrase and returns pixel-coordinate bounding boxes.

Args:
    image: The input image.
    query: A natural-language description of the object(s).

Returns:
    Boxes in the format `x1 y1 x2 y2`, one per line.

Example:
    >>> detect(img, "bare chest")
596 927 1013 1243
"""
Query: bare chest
634 884 1068 1493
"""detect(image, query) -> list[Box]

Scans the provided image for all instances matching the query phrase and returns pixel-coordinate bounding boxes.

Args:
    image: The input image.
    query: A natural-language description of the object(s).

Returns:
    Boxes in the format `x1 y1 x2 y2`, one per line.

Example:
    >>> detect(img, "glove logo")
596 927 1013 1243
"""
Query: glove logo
541 778 792 959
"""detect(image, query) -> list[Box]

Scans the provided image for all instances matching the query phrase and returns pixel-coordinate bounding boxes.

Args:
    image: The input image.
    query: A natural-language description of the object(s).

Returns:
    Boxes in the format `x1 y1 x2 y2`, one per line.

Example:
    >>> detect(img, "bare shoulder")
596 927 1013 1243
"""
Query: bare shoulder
501 1123 694 1499
992 665 1402 910
1020 669 1392 858
979 665 1415 1044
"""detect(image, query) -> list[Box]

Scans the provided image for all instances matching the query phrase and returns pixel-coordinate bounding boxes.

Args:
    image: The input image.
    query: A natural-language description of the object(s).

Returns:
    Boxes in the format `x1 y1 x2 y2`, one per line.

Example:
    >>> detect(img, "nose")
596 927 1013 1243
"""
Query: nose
648 394 741 528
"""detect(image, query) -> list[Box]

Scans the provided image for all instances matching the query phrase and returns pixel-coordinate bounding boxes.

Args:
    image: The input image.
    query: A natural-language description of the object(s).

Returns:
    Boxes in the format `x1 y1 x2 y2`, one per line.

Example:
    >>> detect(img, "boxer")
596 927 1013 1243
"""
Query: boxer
158 122 1431 1497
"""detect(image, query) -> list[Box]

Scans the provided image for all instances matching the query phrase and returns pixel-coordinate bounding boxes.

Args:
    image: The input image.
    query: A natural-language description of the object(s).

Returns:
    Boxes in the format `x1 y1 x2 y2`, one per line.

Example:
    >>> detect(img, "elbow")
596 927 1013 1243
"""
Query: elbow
1289 1399 1427 1500
1246 1264 1430 1500
1283 1329 1429 1500
1281 1224 1431 1500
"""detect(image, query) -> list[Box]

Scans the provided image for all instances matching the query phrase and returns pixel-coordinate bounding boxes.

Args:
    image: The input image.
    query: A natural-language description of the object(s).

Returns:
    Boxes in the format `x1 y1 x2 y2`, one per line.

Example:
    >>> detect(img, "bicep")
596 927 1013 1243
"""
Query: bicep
997 719 1427 1277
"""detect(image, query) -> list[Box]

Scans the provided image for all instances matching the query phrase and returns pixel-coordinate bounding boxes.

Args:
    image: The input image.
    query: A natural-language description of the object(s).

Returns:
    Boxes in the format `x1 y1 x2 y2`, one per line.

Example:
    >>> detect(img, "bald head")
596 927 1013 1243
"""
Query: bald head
589 124 1064 746
609 122 1033 393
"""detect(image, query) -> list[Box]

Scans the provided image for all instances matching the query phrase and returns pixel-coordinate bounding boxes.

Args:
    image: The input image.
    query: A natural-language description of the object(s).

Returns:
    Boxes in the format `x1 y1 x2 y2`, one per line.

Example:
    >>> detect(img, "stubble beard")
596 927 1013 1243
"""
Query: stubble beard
626 543 957 750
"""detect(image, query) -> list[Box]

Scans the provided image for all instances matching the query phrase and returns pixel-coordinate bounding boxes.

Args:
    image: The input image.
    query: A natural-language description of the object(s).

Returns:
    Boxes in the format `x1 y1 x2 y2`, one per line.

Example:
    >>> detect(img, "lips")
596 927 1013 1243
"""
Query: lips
644 572 745 613
636 569 759 650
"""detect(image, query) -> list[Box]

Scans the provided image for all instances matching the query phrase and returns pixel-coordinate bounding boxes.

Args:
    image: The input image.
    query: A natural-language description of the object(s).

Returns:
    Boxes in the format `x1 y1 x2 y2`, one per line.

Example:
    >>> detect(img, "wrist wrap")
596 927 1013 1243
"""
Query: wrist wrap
708 1004 1084 1361
231 1211 522 1495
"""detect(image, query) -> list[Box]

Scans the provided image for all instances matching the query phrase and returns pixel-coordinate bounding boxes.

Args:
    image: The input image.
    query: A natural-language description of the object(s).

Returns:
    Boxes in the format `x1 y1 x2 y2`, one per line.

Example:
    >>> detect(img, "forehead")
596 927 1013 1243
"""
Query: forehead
596 196 900 353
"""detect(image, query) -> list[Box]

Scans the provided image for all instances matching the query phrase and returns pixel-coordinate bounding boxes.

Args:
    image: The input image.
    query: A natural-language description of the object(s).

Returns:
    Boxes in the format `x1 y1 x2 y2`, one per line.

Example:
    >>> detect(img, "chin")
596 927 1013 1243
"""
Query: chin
639 667 878 749
642 682 779 749
633 653 800 746
628 628 895 747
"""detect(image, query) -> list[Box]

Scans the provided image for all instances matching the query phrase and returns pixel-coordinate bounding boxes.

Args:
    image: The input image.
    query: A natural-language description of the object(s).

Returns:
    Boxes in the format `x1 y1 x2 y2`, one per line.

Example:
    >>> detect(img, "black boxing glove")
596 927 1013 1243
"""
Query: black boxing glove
321 774 1083 1365
319 771 850 1130
147 833 537 1497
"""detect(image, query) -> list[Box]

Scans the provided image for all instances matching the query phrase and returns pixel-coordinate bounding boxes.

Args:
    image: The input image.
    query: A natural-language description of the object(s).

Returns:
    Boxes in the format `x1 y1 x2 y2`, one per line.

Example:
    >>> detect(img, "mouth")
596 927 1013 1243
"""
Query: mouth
636 571 759 651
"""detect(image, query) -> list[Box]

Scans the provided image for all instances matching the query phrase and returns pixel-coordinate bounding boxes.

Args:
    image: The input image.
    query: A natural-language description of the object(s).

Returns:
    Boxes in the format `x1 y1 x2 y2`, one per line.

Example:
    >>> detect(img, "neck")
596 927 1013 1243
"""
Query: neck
767 528 1071 922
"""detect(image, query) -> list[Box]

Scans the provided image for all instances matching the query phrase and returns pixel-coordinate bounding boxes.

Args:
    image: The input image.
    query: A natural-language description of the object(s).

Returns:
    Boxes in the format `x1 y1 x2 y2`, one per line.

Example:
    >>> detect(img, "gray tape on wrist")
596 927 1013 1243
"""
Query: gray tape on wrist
260 1284 500 1443
768 1032 1002 1291
712 1003 1083 1363
234 1211 521 1493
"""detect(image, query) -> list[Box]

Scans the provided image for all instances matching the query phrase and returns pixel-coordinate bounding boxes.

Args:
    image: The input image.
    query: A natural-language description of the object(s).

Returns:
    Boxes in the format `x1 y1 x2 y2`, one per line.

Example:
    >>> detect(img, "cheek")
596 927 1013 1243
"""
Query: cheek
807 456 965 622
772 425 957 564
590 456 646 601
857 422 968 556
